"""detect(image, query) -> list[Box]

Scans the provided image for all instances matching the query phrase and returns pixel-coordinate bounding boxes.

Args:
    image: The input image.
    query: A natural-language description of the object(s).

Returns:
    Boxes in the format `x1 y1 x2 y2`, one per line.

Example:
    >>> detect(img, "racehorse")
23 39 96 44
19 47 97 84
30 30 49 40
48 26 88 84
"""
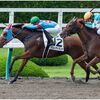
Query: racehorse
60 18 100 82
0 24 99 83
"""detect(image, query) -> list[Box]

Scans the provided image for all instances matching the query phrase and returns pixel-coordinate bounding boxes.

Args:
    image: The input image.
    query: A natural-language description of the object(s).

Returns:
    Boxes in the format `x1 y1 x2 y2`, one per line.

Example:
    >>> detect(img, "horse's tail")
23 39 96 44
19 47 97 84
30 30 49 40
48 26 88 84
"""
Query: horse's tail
86 67 90 82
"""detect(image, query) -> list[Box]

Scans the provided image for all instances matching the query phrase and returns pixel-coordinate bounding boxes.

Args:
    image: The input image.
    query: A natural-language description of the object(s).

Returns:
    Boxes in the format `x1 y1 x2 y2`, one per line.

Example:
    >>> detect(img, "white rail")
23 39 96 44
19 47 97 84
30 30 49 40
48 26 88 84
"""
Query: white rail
1 8 100 48
0 8 100 28
1 8 100 80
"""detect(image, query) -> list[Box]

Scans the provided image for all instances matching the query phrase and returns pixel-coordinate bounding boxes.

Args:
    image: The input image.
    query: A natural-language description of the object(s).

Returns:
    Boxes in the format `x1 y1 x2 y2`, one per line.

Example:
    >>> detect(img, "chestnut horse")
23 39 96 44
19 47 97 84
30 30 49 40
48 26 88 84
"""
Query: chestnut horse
0 24 99 83
60 18 100 82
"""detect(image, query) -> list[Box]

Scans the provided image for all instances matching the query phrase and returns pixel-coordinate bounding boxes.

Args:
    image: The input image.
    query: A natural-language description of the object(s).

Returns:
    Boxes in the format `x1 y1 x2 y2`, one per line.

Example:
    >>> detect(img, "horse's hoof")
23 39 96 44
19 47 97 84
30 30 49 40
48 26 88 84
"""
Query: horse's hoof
71 76 75 82
8 80 15 84
8 81 13 84
86 75 89 82
86 78 89 82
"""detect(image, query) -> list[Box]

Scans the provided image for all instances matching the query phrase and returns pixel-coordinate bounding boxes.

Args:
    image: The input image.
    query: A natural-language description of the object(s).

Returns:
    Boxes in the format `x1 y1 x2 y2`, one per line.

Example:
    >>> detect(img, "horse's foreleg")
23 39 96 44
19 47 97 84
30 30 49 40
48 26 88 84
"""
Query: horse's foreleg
9 55 22 76
70 61 76 81
86 56 100 82
9 52 29 74
71 54 88 82
10 59 28 84
9 50 31 75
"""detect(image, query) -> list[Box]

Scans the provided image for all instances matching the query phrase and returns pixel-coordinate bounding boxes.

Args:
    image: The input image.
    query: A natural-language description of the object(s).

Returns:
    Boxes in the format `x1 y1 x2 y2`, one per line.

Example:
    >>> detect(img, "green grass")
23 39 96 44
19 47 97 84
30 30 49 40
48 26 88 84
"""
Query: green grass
42 56 85 78
0 48 100 79
42 55 100 78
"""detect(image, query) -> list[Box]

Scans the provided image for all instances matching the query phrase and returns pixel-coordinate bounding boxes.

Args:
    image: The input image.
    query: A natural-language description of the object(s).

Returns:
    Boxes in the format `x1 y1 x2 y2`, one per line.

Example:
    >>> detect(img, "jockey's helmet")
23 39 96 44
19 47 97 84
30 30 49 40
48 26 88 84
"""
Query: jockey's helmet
30 16 40 24
84 12 93 20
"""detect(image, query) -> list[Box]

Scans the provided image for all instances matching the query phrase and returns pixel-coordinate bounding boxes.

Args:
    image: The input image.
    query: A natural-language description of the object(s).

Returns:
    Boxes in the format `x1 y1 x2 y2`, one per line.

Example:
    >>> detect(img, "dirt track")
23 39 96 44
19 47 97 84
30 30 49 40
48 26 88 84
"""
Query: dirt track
0 77 100 99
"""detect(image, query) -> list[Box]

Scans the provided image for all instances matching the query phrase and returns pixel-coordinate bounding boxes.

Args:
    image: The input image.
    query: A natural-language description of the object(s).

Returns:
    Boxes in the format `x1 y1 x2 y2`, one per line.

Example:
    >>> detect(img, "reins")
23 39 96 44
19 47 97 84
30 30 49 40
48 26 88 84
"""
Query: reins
12 28 24 38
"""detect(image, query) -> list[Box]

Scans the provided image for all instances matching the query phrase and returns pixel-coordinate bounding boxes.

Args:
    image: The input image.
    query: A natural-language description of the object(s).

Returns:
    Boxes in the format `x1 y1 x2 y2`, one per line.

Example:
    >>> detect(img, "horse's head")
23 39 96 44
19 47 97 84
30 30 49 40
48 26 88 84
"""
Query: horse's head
60 17 84 38
0 24 14 47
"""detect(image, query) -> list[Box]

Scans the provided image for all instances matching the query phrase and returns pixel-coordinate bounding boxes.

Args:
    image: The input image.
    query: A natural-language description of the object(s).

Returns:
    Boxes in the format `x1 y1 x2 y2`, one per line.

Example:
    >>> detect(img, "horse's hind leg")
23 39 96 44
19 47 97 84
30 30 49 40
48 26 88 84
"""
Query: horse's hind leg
90 58 100 75
71 60 98 82
86 57 100 82
79 62 98 75
10 59 28 84
92 65 100 75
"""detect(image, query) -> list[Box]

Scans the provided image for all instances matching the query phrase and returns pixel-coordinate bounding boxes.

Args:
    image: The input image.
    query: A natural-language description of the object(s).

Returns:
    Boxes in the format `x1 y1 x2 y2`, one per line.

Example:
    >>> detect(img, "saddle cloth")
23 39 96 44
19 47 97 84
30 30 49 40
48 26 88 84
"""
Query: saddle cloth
43 32 64 51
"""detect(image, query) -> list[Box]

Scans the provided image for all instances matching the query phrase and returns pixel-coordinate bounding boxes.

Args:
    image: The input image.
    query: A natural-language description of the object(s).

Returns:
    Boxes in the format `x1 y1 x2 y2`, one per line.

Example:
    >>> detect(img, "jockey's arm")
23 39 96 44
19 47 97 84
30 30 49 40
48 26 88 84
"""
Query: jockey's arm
23 24 42 29
93 13 100 29
85 22 96 28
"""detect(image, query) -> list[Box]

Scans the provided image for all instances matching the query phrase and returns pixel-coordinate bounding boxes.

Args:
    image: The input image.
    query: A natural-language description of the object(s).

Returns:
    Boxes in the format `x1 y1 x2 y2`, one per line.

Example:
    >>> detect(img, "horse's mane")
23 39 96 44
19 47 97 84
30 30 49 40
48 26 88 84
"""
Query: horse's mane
12 23 24 29
79 20 97 35
83 24 97 35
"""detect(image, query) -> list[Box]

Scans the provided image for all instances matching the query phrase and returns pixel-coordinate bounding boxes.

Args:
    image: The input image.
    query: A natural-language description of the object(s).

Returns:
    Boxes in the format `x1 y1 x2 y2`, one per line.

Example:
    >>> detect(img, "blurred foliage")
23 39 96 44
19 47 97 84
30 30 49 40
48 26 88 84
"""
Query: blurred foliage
0 1 99 23
0 49 49 77
30 55 68 66
0 1 99 8
12 48 68 66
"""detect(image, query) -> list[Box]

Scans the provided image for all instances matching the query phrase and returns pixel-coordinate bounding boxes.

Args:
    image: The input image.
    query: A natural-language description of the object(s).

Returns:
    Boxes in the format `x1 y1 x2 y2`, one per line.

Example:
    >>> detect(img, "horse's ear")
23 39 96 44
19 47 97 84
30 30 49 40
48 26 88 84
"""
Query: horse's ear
7 24 12 30
72 17 78 22
72 16 77 21
67 16 77 24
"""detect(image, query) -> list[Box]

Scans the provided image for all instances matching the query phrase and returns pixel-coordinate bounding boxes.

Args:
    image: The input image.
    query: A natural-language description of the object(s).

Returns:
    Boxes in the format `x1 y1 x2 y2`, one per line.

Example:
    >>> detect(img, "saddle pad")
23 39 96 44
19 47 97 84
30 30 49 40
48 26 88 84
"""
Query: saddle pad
49 36 64 51
43 32 64 51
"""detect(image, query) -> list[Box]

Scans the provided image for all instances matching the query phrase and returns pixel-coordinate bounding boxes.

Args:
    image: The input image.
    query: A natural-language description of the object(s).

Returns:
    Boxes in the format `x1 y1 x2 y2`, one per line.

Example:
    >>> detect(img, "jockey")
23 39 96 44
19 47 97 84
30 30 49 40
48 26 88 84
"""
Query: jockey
23 16 62 46
84 11 100 35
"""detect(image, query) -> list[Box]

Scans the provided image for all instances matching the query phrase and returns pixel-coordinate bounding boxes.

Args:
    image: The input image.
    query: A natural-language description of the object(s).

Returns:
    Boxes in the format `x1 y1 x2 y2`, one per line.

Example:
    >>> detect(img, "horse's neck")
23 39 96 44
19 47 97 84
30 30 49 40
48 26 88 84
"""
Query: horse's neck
63 36 83 59
78 27 94 44
12 28 42 44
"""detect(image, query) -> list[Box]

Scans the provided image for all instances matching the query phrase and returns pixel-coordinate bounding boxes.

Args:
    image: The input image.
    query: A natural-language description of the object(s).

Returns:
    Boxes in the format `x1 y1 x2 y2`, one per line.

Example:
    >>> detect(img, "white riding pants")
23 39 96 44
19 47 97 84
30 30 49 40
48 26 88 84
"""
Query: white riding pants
97 28 100 35
95 22 100 35
45 24 62 36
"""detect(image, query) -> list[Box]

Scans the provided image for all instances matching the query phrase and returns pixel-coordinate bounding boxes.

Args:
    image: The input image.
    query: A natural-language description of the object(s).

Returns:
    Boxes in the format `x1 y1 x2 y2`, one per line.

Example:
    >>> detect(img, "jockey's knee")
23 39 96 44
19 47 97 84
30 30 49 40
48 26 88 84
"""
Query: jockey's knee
46 28 60 36
97 29 100 35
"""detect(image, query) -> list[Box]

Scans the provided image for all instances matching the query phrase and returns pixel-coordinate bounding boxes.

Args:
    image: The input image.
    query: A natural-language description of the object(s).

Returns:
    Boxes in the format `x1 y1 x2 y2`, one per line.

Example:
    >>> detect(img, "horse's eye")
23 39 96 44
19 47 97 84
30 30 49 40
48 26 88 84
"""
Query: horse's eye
4 33 7 37
2 32 7 37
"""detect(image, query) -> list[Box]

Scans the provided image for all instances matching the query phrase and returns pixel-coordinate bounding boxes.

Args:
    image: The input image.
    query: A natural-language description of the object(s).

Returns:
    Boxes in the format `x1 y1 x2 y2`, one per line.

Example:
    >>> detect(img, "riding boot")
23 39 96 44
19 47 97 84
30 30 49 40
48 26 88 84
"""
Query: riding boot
43 29 55 46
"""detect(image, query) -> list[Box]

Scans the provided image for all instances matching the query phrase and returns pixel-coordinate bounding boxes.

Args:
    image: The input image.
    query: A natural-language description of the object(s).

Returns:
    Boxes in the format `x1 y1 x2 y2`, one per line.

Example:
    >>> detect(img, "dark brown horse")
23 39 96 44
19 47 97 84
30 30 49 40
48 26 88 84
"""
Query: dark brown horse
0 24 99 83
60 18 100 82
